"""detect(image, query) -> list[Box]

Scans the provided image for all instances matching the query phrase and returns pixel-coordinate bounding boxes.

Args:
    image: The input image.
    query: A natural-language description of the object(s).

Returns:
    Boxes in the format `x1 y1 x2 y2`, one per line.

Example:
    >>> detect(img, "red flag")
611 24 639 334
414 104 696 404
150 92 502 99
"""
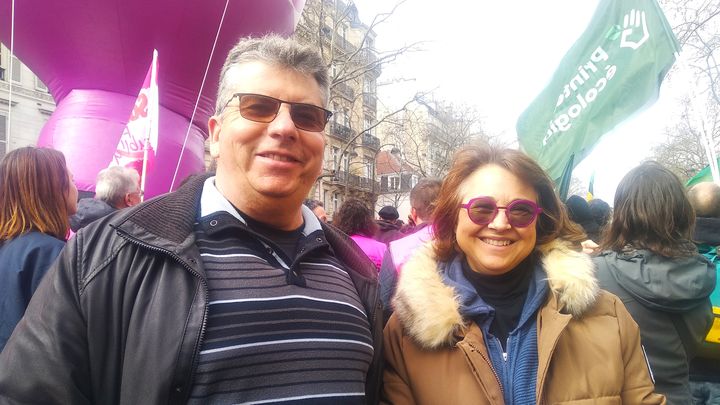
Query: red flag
111 49 159 194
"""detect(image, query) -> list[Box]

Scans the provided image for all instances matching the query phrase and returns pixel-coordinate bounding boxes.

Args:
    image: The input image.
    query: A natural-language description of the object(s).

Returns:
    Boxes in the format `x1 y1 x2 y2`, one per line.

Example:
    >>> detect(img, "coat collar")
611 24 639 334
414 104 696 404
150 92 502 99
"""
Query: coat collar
392 239 599 349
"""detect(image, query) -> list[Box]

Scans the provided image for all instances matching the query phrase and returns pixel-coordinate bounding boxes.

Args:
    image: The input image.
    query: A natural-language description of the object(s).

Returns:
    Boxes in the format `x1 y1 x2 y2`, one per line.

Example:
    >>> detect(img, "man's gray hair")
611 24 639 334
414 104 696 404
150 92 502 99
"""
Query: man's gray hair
688 182 720 218
215 34 330 115
95 166 140 207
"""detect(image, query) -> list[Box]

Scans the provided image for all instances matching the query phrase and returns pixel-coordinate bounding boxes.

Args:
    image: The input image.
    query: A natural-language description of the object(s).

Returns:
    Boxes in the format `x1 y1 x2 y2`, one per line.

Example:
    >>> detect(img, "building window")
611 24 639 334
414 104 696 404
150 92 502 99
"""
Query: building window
0 115 7 159
11 56 21 83
363 156 372 178
364 116 374 135
332 146 340 169
333 192 340 213
35 76 48 91
0 46 5 81
389 176 400 190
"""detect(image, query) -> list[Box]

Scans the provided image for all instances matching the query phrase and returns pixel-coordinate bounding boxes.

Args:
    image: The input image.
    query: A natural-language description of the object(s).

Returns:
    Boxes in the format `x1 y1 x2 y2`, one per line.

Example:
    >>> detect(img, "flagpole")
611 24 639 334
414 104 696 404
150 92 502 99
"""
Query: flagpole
6 0 16 148
140 49 158 201
673 51 720 183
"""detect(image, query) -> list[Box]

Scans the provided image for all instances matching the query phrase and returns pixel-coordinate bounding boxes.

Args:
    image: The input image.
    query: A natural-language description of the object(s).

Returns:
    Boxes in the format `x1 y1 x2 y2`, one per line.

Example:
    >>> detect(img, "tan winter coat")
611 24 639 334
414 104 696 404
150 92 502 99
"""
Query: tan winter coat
383 241 666 405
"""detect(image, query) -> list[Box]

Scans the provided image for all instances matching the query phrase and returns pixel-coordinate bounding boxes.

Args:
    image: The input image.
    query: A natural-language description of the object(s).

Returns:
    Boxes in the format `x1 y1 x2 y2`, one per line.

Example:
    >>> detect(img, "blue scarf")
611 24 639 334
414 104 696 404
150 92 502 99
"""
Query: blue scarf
440 254 549 404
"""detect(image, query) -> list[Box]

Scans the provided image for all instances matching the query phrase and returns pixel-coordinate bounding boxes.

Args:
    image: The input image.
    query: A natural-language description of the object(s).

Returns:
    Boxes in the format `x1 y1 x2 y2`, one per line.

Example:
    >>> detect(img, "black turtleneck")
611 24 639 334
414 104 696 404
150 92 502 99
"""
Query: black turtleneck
233 206 304 263
462 256 535 350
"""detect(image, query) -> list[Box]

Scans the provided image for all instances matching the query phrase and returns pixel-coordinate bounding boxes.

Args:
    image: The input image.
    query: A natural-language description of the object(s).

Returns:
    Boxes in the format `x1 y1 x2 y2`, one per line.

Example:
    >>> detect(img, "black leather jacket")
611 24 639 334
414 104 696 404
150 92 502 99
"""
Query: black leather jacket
0 175 383 405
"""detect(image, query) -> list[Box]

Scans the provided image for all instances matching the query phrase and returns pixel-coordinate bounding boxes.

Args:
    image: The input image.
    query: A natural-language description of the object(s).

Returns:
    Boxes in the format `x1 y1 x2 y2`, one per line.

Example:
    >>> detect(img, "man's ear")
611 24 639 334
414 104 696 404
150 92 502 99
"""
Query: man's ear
208 116 222 158
410 207 419 223
123 193 133 208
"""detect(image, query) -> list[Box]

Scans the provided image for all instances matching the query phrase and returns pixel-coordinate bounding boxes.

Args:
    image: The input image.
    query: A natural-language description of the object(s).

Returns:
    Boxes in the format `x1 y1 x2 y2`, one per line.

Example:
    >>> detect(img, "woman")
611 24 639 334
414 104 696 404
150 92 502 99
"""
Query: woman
0 147 78 351
594 162 715 405
383 144 665 404
334 198 387 270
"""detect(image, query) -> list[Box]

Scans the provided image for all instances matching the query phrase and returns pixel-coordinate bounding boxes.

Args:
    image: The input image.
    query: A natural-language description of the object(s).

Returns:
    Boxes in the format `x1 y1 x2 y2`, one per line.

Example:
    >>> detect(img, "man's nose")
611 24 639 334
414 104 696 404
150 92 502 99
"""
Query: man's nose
267 104 298 139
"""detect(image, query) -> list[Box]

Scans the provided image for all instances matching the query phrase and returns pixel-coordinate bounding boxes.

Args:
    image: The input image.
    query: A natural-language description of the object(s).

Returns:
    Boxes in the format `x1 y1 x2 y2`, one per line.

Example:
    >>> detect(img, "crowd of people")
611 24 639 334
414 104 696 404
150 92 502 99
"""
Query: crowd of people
0 34 717 405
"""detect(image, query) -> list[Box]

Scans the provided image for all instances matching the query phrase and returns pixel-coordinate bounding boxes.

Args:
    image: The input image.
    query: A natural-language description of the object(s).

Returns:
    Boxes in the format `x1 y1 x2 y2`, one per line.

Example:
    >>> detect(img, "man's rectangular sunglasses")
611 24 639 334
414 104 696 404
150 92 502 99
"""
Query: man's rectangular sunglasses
460 196 543 228
223 93 333 132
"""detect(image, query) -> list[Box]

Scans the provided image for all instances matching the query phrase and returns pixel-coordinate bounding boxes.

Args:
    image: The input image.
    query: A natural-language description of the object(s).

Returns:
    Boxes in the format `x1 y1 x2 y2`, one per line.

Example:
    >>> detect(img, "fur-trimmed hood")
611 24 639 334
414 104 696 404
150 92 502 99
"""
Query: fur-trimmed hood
391 239 599 349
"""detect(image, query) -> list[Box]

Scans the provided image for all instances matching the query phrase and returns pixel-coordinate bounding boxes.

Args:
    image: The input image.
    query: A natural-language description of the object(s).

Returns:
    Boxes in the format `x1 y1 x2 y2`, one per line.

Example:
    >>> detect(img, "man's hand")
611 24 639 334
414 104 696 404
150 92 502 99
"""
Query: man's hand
620 9 649 50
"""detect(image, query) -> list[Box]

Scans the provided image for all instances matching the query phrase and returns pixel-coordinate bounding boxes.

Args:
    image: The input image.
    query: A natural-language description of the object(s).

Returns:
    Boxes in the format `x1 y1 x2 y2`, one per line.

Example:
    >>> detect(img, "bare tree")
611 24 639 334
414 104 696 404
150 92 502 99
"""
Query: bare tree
381 96 498 178
294 0 423 137
294 0 427 211
651 97 719 181
650 1 720 180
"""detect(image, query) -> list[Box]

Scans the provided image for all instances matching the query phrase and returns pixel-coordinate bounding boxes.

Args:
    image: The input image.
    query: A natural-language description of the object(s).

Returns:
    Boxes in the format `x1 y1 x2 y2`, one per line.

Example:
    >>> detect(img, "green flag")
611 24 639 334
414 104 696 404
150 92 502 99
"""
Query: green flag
686 159 720 187
517 0 679 186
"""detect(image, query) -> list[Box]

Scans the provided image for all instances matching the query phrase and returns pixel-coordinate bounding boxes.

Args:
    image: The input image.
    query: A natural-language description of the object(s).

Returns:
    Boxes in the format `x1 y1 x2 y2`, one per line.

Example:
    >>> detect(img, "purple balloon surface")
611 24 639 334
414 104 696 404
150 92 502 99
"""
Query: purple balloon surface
1 0 306 197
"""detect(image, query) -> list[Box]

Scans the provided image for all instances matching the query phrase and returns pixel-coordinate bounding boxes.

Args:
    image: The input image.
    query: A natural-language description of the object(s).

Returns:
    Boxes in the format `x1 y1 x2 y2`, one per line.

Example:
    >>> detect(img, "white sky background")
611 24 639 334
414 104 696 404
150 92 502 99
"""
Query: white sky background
354 0 690 204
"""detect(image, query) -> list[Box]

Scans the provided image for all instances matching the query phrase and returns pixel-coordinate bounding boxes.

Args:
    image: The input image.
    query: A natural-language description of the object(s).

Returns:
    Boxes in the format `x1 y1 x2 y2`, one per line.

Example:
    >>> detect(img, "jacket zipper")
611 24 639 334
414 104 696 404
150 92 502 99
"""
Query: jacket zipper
466 340 505 399
115 228 209 400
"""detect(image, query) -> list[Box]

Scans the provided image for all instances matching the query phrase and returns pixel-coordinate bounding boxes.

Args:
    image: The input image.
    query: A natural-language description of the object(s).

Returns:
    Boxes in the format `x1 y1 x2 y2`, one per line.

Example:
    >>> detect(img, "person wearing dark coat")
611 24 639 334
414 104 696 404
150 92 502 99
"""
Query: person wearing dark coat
565 195 601 242
0 147 77 352
594 162 715 405
687 182 720 404
70 166 142 232
375 205 404 244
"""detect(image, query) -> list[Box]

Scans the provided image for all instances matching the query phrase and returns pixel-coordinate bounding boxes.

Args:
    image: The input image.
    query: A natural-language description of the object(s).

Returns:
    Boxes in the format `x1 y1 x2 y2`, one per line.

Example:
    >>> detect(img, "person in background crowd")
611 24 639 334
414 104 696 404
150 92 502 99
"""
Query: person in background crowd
589 197 611 229
379 178 442 321
0 147 78 352
594 162 715 405
334 198 387 270
383 144 665 404
0 35 382 405
686 181 720 405
70 166 142 232
565 195 601 243
303 198 327 222
375 205 404 244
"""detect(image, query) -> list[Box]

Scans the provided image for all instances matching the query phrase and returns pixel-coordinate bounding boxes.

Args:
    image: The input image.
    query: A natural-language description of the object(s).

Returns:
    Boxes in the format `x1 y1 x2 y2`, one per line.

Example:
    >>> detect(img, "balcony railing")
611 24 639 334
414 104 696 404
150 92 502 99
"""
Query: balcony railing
361 133 380 149
329 122 355 141
329 170 381 192
360 48 381 76
334 82 354 100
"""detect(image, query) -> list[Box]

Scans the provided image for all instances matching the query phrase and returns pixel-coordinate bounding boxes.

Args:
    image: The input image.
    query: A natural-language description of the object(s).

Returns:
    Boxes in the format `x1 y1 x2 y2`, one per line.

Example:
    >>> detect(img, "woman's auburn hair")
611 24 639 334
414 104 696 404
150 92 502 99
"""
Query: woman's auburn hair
333 197 378 238
600 161 696 258
432 143 586 262
0 147 71 241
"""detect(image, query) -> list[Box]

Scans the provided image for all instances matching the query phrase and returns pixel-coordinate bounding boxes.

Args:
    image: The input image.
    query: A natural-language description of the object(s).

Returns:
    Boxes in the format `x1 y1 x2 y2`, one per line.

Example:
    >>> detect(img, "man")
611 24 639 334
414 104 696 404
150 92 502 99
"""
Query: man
303 198 327 222
69 166 143 232
687 182 720 405
0 35 382 405
379 178 441 322
374 205 403 244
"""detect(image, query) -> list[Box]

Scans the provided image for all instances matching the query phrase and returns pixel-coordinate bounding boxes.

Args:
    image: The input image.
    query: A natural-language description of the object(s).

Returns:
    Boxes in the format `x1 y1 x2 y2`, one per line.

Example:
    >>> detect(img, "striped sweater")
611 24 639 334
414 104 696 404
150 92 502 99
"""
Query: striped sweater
188 178 373 404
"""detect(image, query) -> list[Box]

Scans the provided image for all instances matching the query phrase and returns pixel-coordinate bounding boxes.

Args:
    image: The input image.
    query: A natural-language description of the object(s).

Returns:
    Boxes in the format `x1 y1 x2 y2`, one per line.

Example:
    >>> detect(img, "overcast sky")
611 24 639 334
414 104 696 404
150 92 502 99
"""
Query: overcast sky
354 0 689 204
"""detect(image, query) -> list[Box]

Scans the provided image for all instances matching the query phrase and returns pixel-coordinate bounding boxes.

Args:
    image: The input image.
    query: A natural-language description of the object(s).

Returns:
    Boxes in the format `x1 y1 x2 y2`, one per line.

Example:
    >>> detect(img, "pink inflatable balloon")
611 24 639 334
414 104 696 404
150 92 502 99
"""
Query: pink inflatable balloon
0 0 306 197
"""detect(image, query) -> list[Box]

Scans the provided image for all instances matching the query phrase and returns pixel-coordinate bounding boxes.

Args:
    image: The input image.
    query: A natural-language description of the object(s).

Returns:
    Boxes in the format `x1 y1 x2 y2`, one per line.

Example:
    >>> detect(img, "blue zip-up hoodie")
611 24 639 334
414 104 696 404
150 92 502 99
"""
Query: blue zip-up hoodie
440 253 549 404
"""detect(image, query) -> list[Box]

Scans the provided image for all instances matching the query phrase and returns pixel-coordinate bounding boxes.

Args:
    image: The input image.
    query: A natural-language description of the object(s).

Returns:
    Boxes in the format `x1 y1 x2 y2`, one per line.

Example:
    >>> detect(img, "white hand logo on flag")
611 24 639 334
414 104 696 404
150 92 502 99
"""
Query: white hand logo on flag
620 9 649 50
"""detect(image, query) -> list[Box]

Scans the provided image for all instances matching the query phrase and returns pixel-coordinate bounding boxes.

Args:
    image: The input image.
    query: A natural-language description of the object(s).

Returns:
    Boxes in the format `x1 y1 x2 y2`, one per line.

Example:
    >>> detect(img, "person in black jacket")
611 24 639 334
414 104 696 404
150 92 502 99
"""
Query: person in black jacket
70 165 143 232
0 35 383 405
375 205 404 244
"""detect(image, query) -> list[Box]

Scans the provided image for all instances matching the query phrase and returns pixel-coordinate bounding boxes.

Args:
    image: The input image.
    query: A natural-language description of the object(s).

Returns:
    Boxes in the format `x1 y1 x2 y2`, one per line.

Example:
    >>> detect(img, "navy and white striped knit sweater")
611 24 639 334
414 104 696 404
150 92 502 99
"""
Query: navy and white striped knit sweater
187 178 373 404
